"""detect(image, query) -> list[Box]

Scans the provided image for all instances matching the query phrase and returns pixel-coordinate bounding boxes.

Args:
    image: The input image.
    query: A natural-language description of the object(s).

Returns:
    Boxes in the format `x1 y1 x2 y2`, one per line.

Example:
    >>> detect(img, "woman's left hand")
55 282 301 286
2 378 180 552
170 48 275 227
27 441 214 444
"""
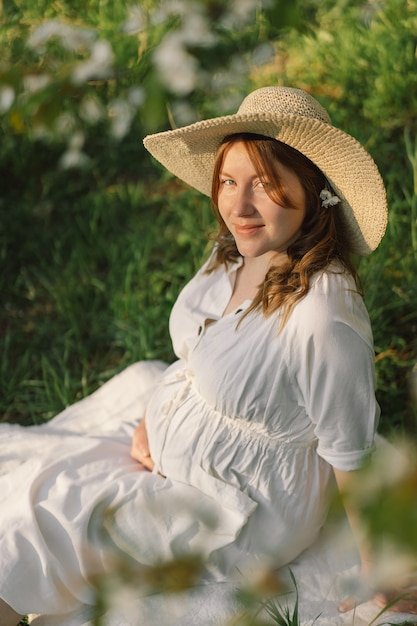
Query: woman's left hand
130 419 154 471
372 587 417 614
338 568 417 615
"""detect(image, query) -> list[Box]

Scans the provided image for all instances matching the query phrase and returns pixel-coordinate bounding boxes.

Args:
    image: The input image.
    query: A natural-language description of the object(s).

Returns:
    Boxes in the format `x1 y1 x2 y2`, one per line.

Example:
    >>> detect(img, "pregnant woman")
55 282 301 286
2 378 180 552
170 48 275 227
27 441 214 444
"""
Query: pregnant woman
2 86 415 625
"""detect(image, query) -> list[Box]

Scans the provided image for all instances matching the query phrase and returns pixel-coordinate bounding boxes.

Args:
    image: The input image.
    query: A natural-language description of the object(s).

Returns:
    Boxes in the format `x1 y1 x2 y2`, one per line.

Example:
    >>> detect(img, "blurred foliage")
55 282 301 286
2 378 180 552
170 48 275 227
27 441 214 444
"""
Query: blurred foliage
333 438 417 594
0 0 301 144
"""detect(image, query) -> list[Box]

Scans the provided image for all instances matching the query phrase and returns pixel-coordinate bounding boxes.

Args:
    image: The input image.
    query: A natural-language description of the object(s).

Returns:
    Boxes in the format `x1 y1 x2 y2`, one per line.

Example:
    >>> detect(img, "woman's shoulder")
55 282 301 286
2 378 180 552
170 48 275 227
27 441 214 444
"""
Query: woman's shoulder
309 261 358 296
288 263 373 344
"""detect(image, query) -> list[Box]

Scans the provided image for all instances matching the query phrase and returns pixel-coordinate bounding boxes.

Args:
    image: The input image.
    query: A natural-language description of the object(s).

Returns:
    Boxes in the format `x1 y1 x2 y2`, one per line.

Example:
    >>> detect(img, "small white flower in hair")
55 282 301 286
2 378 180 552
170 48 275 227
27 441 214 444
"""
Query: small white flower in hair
320 188 341 208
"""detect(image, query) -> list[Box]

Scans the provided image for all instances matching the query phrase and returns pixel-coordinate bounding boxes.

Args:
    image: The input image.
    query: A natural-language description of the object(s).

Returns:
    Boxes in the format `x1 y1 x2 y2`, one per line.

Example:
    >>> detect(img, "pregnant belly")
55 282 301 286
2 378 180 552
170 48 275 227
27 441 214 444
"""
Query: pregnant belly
145 366 220 480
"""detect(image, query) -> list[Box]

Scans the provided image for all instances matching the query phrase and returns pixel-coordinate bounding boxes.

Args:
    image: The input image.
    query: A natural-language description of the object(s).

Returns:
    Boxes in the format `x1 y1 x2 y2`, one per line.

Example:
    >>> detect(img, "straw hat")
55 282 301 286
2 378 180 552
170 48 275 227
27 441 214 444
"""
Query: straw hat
143 86 387 255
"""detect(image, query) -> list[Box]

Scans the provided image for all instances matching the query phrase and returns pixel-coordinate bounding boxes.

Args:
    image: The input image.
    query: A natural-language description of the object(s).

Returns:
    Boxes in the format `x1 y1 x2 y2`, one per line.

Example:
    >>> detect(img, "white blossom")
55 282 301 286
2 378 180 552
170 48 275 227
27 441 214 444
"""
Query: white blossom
170 100 197 126
252 42 275 67
54 112 77 137
109 99 134 139
72 40 114 85
369 542 417 589
23 74 50 94
151 0 188 25
28 20 95 52
121 5 145 34
0 86 15 112
127 86 145 107
320 188 341 208
344 437 415 509
60 149 90 169
59 131 90 169
150 0 215 95
153 32 198 95
80 96 104 124
221 0 268 29
108 87 144 139
179 11 215 47
31 112 76 141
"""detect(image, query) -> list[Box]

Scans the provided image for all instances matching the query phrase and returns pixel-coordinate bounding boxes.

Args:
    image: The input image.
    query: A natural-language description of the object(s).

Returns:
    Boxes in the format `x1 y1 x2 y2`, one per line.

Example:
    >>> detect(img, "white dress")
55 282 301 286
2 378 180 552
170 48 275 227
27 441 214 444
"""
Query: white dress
0 253 381 623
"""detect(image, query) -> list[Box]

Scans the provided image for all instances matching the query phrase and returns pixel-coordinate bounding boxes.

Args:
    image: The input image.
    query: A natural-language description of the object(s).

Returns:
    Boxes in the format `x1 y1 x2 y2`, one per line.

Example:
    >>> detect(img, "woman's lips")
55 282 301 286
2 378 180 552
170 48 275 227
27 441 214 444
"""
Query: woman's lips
233 224 264 236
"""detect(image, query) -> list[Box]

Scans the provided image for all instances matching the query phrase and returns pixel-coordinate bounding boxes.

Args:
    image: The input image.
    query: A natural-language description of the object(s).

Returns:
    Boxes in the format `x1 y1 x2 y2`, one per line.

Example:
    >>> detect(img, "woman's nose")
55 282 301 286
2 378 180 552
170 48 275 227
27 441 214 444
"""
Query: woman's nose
232 188 256 217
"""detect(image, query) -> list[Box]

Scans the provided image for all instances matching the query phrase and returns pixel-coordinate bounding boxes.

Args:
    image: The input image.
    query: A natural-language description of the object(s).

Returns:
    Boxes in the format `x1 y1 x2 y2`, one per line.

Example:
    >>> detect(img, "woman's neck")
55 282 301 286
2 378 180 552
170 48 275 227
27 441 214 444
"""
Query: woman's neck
223 254 282 316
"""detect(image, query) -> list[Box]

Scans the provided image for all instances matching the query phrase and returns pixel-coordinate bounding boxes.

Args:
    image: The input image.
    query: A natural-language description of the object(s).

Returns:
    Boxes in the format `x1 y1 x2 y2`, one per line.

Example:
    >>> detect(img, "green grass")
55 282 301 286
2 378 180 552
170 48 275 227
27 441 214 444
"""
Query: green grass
0 160 214 424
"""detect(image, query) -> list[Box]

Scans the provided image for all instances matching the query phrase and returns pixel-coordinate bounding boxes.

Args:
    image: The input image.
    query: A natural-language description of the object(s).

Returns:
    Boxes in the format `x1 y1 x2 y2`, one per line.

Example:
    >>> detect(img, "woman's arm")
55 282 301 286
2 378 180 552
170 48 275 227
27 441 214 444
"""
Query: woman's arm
130 418 154 471
333 466 373 611
334 466 417 614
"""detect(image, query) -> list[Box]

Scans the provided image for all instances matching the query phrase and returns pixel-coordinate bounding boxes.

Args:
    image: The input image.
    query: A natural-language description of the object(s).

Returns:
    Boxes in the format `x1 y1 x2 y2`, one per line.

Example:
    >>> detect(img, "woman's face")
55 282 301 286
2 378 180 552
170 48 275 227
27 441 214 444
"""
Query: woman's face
217 141 306 264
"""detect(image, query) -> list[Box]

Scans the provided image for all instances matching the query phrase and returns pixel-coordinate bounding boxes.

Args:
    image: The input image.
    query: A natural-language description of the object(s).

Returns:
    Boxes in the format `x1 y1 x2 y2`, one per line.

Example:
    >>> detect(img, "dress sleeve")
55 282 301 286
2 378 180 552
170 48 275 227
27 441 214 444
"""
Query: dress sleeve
290 271 380 471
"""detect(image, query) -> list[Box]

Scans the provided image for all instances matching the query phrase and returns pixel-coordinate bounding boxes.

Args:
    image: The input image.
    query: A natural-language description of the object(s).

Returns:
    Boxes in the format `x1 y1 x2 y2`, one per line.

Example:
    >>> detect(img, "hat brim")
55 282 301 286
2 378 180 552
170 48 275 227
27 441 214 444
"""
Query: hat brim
144 112 387 255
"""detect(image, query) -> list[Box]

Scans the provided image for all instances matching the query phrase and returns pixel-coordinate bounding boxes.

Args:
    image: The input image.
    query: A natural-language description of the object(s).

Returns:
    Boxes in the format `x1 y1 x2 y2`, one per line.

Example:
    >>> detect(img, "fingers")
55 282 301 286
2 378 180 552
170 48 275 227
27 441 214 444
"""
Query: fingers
131 420 155 471
373 589 417 614
339 588 417 615
338 597 357 613
338 591 371 613
133 447 155 471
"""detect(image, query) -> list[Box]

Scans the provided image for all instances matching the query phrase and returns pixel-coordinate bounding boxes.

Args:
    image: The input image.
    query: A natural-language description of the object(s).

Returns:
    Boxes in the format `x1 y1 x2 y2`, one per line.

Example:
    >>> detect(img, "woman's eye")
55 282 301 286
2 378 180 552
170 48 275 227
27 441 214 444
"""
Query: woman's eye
255 179 270 189
220 178 235 186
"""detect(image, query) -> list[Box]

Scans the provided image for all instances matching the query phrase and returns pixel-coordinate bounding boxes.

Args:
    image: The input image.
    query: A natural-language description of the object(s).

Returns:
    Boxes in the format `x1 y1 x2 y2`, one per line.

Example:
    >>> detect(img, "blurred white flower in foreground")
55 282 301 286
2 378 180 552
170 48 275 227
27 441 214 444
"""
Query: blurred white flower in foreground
153 33 198 95
28 20 95 52
153 6 215 95
370 542 417 590
109 88 144 139
122 5 145 34
23 74 50 94
342 436 417 589
0 86 15 112
151 0 189 26
252 42 276 67
72 40 114 85
127 87 145 107
178 10 215 46
60 131 90 169
109 100 134 139
54 112 77 137
170 100 197 126
352 436 413 500
108 87 145 139
80 96 105 124
221 0 269 28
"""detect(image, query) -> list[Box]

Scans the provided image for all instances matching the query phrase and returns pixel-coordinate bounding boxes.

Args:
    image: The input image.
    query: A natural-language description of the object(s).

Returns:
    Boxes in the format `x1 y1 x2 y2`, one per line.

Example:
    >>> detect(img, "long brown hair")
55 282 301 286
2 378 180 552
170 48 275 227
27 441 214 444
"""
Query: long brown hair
208 133 359 326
